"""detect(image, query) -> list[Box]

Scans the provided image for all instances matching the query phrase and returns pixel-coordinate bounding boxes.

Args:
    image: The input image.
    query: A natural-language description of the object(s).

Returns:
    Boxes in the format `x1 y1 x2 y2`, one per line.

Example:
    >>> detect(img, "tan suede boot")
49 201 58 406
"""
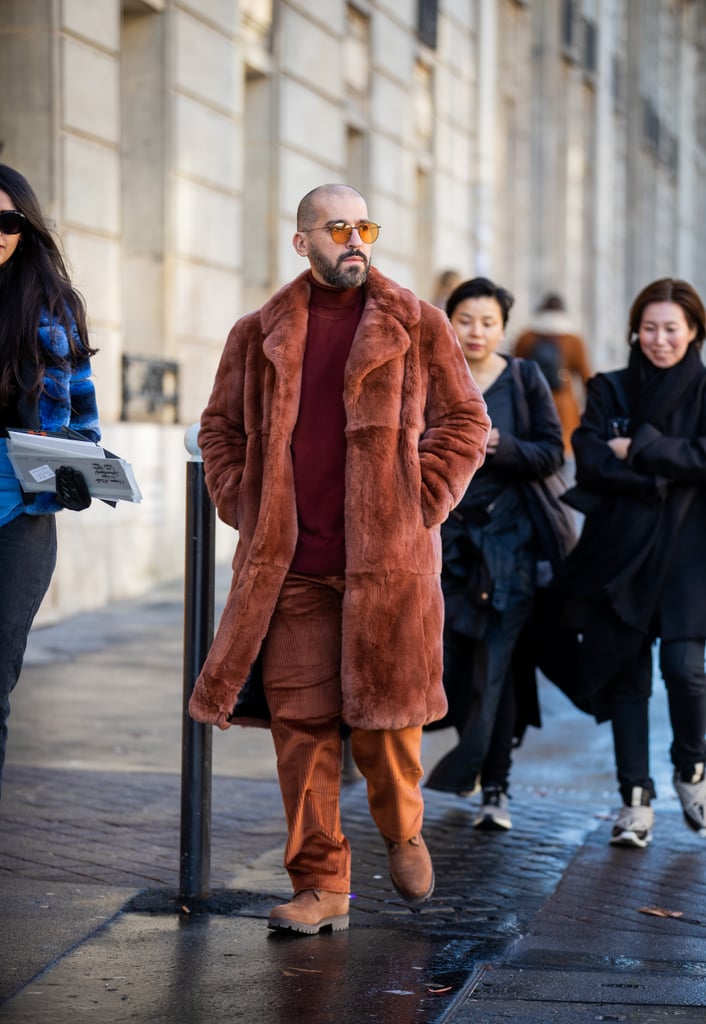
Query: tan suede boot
267 889 350 934
384 832 435 905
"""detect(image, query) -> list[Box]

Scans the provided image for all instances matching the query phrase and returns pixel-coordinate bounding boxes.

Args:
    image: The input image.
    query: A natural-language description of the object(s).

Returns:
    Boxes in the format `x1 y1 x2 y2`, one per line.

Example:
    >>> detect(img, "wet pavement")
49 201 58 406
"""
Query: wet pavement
1 574 705 1022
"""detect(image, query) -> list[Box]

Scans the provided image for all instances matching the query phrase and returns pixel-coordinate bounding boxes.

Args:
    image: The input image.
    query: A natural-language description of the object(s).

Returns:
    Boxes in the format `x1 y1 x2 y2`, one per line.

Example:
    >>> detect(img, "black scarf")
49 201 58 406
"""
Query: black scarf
626 340 703 433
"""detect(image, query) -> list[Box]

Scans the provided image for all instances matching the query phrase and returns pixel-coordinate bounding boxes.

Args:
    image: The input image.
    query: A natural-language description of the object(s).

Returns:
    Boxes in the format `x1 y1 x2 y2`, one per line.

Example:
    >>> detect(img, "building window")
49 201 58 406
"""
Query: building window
417 0 438 50
561 0 579 60
642 96 660 156
611 53 624 110
583 18 597 74
344 6 370 194
121 355 179 423
346 125 367 195
344 4 370 116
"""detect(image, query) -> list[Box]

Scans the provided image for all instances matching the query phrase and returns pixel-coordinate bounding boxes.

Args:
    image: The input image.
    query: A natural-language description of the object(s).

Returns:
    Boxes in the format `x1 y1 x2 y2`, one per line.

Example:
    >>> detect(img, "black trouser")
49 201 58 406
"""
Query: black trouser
426 562 534 795
609 638 706 805
0 513 57 796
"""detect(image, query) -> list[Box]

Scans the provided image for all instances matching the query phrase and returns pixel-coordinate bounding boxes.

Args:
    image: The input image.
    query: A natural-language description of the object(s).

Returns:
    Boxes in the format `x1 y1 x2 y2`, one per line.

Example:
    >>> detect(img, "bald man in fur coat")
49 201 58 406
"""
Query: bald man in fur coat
189 184 490 935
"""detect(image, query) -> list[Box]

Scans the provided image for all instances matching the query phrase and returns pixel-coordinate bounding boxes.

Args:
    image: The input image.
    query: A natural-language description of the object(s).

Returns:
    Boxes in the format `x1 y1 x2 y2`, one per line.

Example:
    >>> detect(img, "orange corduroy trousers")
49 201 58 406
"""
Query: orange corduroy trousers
261 572 425 895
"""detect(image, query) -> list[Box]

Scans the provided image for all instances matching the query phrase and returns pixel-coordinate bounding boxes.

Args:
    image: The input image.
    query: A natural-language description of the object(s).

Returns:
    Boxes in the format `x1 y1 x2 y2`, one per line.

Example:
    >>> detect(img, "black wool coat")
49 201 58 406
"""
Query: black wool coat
545 356 706 718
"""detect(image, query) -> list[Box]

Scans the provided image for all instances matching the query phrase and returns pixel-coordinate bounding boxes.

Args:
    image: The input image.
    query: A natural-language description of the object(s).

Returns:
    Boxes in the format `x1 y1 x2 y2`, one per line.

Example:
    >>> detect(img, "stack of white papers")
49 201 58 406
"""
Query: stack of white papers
6 430 142 503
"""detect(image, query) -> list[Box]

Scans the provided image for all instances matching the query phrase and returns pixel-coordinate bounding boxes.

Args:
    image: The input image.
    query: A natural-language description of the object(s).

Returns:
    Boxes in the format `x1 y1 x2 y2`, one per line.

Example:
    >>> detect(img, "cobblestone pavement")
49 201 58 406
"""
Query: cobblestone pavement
1 577 705 1023
1 759 596 919
1 757 604 1022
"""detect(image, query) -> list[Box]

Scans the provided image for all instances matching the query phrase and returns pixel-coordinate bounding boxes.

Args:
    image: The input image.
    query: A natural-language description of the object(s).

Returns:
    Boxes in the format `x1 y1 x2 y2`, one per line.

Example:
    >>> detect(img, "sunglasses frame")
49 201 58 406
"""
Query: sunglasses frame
304 220 380 244
0 210 26 236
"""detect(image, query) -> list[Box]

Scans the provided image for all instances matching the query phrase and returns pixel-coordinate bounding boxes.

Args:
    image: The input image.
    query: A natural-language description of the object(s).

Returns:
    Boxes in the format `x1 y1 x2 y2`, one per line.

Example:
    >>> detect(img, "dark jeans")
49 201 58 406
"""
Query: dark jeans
0 513 57 795
609 638 706 805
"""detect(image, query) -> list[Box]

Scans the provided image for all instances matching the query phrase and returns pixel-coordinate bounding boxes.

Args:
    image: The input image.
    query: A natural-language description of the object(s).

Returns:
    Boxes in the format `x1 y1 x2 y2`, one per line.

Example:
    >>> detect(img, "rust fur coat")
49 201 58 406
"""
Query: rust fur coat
188 267 490 731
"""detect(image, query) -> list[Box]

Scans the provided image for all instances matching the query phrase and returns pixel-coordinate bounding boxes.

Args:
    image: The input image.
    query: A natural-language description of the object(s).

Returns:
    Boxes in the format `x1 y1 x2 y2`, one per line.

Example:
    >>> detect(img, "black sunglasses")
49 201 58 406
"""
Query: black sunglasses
0 210 26 235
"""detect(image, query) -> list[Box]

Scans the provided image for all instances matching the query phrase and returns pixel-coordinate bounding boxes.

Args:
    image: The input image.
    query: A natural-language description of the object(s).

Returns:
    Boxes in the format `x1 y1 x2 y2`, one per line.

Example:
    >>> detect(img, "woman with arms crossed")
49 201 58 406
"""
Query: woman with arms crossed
555 278 706 846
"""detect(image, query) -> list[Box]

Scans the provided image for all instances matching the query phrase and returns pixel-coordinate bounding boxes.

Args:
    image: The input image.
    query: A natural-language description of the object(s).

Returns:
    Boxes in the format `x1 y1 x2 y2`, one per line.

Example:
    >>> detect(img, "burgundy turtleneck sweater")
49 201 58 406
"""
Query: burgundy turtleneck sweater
289 274 364 575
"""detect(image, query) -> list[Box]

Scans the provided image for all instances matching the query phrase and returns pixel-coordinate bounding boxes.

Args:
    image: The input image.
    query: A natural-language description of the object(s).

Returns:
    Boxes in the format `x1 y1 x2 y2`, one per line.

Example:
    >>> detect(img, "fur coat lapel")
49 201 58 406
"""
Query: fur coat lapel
344 271 414 391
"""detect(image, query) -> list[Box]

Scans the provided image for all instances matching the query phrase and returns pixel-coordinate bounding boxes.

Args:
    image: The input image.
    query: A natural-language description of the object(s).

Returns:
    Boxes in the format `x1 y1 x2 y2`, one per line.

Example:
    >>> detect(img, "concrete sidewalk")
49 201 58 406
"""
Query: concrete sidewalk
0 575 705 1023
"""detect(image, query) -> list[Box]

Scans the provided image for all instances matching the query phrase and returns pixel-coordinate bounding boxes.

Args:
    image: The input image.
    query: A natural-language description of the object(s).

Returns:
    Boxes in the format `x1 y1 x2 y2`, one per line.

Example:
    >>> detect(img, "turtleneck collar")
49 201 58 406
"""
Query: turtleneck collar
308 271 364 311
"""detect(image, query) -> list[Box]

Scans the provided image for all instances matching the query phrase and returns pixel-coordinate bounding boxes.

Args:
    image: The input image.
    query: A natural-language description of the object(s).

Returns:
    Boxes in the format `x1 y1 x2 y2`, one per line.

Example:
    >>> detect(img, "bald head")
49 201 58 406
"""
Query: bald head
296 184 365 231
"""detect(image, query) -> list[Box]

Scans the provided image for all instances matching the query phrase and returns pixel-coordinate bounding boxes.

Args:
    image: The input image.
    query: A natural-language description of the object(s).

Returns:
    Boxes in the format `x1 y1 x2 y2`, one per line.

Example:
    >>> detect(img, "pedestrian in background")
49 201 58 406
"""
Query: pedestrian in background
431 268 462 309
553 278 706 848
188 184 490 934
425 277 573 831
513 292 591 462
0 164 100 796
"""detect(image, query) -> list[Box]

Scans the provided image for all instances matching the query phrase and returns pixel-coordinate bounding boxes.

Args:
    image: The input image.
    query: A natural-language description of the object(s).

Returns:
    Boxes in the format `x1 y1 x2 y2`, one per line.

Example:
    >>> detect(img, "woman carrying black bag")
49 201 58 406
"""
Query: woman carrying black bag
425 277 575 830
547 278 706 849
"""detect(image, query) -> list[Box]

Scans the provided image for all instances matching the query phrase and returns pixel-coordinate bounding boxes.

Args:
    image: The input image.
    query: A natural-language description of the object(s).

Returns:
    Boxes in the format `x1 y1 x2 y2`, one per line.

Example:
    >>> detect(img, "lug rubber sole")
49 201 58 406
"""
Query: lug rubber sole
267 913 350 935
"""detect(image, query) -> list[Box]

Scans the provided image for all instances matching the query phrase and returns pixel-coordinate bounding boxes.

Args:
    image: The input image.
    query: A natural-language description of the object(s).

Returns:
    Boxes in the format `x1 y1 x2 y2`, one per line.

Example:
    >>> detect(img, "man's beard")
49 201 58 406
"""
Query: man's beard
308 244 370 288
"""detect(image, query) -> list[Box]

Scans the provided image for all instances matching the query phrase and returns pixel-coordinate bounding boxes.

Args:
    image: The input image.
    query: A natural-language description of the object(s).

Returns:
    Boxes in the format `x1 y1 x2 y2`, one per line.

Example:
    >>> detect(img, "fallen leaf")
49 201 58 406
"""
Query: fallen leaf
638 906 683 919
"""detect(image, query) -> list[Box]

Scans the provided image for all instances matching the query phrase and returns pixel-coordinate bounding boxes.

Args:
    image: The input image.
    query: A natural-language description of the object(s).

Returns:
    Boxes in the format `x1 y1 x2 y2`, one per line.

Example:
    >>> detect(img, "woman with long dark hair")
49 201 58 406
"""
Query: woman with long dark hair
0 164 100 794
554 278 706 847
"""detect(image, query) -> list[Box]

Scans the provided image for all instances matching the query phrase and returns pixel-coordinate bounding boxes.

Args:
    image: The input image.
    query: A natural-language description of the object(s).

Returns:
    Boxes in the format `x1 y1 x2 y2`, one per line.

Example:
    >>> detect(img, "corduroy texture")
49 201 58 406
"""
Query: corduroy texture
188 266 490 731
262 572 425 893
262 573 350 892
350 726 424 843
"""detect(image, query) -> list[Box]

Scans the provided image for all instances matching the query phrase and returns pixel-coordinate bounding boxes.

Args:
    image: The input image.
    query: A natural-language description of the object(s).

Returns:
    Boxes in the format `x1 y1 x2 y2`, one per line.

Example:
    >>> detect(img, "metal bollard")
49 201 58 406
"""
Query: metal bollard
179 424 215 900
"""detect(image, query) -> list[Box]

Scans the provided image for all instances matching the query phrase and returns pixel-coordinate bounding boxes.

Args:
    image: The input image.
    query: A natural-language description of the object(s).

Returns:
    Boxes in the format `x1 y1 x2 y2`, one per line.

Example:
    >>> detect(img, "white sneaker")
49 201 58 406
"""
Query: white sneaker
673 763 706 834
610 787 654 848
473 787 512 830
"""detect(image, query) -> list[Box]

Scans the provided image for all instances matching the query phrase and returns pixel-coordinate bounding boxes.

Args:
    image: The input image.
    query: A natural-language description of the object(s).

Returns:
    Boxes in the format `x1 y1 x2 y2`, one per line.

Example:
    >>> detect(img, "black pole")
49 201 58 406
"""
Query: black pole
179 427 215 900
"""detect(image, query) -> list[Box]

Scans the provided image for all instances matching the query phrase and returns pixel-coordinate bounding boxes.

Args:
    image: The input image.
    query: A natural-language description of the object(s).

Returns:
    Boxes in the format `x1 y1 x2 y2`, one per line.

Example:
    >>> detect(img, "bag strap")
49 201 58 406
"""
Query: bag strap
510 357 532 437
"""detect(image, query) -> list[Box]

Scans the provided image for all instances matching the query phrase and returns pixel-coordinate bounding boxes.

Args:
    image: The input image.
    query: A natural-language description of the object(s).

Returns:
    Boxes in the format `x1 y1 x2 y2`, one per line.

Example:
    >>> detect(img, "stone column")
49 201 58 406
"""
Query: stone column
474 0 498 277
0 0 60 220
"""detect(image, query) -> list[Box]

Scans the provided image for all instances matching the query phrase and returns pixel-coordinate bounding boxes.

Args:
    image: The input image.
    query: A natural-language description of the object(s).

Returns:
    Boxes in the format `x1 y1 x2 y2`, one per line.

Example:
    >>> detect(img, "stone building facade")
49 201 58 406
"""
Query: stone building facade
1 0 705 619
